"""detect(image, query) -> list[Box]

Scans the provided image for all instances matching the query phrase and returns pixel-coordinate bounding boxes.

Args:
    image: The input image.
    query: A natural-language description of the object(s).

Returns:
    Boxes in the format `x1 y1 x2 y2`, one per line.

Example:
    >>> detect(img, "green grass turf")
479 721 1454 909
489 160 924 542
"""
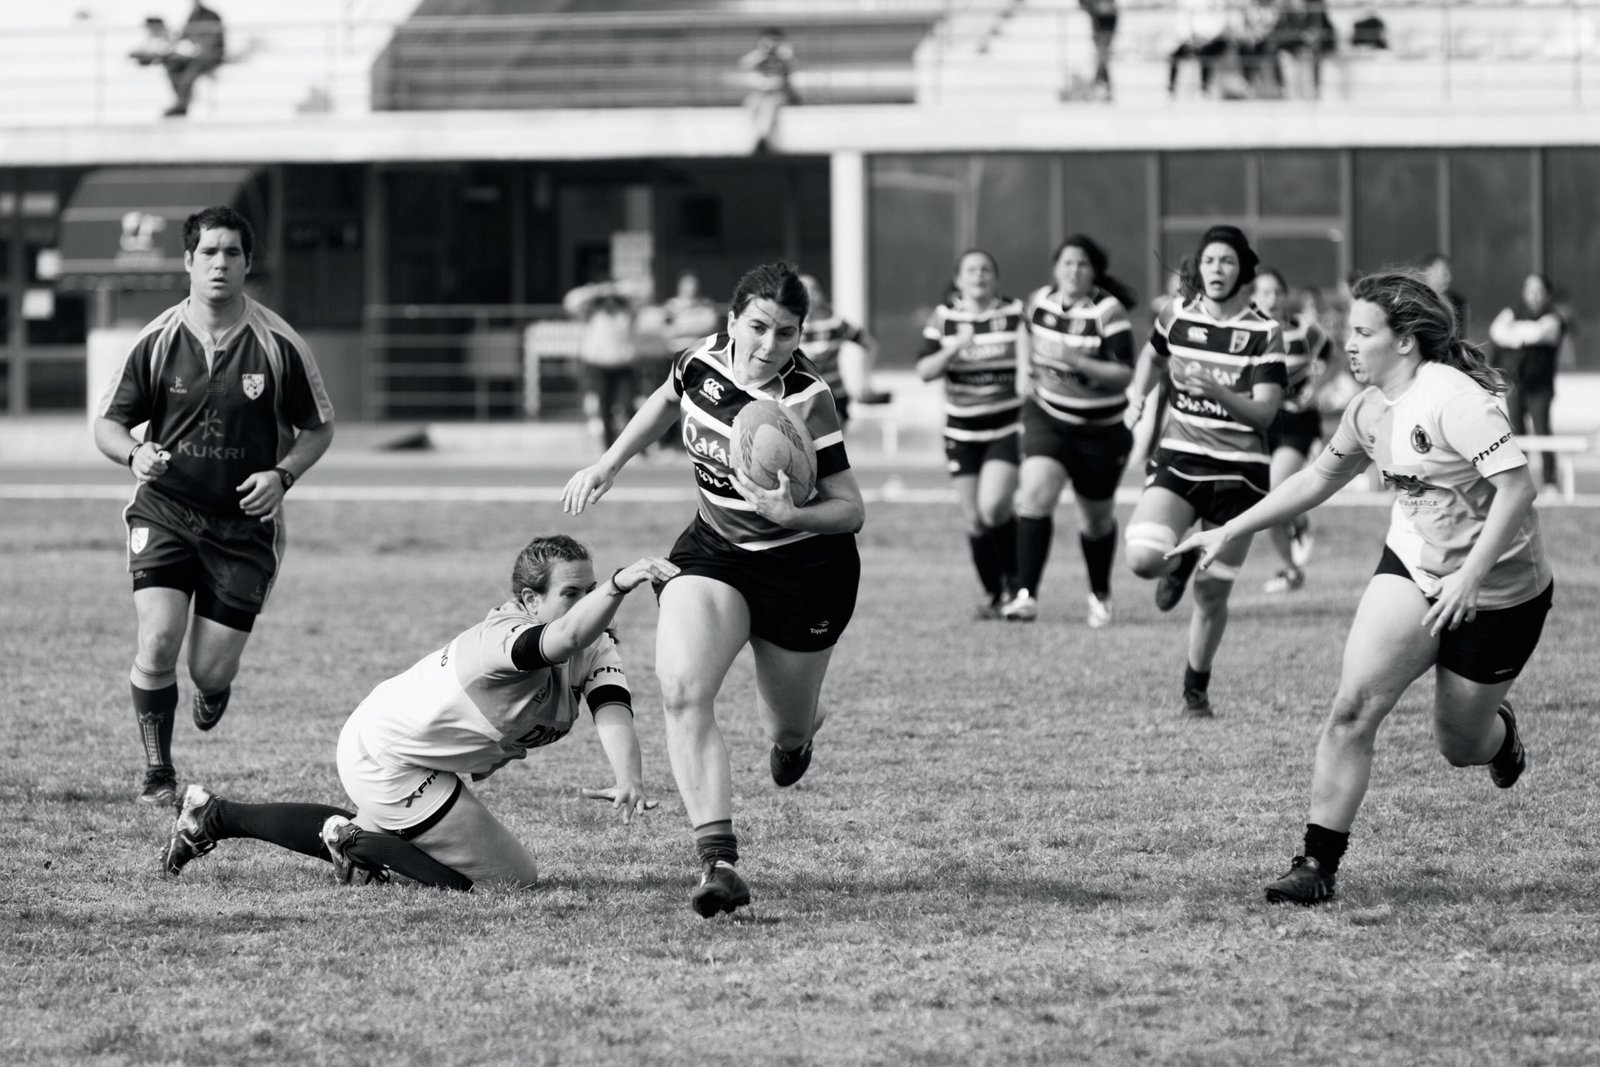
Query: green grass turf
2 497 1598 1065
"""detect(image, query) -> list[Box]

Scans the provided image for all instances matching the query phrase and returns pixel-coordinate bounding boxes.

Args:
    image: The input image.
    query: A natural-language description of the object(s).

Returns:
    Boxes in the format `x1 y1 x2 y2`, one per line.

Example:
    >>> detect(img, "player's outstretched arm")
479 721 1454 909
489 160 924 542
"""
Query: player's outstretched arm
539 557 679 663
562 383 679 515
582 703 656 823
1170 465 1349 567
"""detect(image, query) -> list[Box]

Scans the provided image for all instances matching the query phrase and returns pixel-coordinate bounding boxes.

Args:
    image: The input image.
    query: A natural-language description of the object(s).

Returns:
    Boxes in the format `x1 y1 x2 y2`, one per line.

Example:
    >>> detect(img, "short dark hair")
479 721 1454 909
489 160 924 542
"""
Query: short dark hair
729 262 808 323
184 205 254 260
510 534 592 596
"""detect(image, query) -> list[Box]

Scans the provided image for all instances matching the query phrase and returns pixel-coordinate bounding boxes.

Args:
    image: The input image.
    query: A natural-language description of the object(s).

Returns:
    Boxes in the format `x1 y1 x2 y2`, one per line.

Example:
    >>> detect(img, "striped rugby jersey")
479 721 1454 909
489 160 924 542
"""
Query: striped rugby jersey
671 333 850 551
799 313 866 400
97 296 334 516
1281 318 1332 414
1313 361 1549 608
1023 284 1136 426
1151 296 1286 466
920 296 1024 441
345 602 630 780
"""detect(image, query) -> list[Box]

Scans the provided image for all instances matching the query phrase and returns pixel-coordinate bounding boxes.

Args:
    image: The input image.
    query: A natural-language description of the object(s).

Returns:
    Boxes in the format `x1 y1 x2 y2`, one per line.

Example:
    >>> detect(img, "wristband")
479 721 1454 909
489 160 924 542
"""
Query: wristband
127 443 142 468
273 466 296 491
606 567 629 597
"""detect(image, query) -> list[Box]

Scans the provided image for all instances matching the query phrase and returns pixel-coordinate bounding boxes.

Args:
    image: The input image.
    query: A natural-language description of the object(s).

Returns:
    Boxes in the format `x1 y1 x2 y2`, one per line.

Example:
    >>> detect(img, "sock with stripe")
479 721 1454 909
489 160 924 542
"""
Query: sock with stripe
693 819 739 866
130 665 178 770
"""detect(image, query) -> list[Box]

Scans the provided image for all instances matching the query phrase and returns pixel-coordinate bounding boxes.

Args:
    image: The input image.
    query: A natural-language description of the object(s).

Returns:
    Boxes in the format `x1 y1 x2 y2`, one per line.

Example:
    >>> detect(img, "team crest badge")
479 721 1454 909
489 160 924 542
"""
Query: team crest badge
242 373 264 400
1229 330 1251 354
1410 426 1432 453
130 527 149 554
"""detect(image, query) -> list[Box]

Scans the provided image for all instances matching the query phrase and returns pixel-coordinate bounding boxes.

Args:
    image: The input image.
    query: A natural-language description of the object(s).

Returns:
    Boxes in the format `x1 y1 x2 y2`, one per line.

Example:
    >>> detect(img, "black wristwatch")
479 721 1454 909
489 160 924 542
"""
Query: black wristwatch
272 466 296 491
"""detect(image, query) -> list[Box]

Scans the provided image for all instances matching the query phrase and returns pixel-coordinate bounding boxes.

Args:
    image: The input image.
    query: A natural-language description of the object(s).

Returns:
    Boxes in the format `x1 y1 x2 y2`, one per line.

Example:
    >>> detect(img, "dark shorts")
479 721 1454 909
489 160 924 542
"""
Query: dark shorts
944 430 1020 478
1145 448 1269 526
125 483 282 622
665 517 860 653
1268 408 1322 457
1376 545 1553 684
1021 403 1132 502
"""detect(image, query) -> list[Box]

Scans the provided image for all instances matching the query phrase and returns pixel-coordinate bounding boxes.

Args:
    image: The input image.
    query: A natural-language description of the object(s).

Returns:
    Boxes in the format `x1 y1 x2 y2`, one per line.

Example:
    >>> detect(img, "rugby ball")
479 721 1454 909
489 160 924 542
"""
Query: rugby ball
730 399 817 506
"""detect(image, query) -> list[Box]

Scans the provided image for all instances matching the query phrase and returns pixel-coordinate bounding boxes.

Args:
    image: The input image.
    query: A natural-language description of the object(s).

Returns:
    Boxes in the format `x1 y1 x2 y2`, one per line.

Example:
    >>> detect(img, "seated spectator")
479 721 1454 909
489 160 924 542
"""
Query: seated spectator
739 28 798 154
153 1 226 118
1350 8 1389 50
1169 0 1231 98
1267 0 1336 98
1228 0 1283 98
1080 0 1120 102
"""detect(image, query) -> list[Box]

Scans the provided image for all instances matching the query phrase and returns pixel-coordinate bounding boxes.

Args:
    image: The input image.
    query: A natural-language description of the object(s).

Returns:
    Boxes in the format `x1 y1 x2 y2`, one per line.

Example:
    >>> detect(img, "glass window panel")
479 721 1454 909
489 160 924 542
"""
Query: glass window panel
870 156 966 368
1260 152 1340 217
1254 236 1341 295
1448 149 1531 342
1544 148 1600 368
1062 153 1153 311
1163 152 1246 218
974 155 1053 292
1352 150 1438 275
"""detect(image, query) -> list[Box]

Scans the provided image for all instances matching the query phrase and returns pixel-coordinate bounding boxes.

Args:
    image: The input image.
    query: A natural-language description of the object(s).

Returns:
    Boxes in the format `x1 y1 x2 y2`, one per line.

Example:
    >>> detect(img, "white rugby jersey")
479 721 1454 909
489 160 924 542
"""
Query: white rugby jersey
1151 296 1286 466
1023 284 1135 426
1314 361 1550 608
920 296 1025 441
344 601 630 779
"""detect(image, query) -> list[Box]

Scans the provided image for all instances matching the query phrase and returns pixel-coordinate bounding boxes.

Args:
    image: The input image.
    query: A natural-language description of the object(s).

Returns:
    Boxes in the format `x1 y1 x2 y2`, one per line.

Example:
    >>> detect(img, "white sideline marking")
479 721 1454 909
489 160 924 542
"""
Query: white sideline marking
4 483 1600 507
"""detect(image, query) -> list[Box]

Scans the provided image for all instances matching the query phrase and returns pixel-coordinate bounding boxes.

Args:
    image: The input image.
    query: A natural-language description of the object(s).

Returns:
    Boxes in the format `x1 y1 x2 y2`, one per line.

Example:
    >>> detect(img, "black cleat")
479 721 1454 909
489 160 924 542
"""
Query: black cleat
162 784 220 876
690 860 751 917
192 687 231 732
1488 701 1527 789
1265 855 1337 905
770 741 814 787
1155 550 1200 613
1181 687 1213 719
138 765 178 806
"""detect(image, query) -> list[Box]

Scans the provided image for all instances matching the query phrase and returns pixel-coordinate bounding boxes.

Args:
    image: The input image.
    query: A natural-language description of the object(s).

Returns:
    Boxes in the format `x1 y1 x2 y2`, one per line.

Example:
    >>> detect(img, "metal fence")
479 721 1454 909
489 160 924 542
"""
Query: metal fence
0 1 1596 127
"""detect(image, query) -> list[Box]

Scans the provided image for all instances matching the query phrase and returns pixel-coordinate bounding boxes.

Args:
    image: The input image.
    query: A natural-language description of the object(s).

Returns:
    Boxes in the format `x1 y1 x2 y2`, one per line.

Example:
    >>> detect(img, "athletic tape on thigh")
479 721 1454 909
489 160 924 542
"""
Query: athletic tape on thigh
1195 560 1239 583
1125 522 1177 553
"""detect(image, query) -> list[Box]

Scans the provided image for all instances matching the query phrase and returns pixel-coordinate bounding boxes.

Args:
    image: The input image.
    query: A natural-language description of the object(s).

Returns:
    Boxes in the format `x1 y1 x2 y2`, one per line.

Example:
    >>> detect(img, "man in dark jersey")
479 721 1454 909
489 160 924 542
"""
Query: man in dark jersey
92 205 335 804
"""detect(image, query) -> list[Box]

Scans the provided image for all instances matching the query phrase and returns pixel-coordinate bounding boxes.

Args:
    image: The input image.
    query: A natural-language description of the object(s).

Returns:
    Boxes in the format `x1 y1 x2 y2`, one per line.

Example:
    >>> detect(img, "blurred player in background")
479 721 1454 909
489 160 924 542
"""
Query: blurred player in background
1005 234 1137 627
1172 271 1550 905
92 206 334 805
162 536 673 891
1252 267 1331 593
916 250 1026 619
1489 272 1566 494
1123 225 1284 717
799 273 888 432
563 262 864 918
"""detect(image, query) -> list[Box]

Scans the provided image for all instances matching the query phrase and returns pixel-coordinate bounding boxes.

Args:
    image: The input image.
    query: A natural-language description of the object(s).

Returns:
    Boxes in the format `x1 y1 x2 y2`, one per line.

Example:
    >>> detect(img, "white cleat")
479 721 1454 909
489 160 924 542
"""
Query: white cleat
1086 593 1113 629
1001 588 1038 622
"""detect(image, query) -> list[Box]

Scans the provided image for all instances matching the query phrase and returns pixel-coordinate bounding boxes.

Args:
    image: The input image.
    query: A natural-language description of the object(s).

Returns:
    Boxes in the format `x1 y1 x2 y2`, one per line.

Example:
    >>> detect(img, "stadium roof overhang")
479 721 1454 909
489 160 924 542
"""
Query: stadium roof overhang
56 166 266 291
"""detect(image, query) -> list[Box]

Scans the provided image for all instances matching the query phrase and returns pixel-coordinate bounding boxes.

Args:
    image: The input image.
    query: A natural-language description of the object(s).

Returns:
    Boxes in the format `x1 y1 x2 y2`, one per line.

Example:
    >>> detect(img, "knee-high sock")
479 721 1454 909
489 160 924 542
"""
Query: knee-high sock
1081 523 1119 600
990 517 1018 592
1016 515 1054 594
212 799 474 890
130 673 178 769
967 530 1003 598
214 799 350 860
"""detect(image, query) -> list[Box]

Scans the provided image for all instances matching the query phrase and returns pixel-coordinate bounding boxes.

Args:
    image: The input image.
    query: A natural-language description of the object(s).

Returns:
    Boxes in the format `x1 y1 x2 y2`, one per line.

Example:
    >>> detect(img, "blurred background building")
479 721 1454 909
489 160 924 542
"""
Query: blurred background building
0 0 1596 424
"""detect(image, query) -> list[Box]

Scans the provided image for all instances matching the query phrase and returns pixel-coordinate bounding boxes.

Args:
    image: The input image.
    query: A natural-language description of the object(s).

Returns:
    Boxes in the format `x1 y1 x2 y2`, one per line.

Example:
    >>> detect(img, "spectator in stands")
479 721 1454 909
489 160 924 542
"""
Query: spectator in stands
642 271 721 452
1081 0 1120 101
1490 273 1566 493
1422 253 1470 337
1228 0 1282 97
1169 0 1231 98
739 28 799 154
1350 8 1389 50
1267 0 1336 98
145 1 226 118
564 277 643 451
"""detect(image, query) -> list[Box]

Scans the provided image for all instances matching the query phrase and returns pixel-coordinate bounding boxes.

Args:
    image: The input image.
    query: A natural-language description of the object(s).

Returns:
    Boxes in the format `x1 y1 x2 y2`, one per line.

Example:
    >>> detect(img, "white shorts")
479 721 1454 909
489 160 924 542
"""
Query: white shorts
336 717 462 835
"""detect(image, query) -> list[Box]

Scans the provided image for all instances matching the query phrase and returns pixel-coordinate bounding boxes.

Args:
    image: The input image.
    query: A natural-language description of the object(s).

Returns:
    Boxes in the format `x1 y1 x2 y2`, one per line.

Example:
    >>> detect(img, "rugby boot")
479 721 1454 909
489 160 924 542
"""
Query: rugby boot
1488 701 1527 789
770 741 814 787
162 784 219 876
138 765 178 806
690 860 751 917
1155 550 1199 613
192 687 231 732
1265 855 1336 905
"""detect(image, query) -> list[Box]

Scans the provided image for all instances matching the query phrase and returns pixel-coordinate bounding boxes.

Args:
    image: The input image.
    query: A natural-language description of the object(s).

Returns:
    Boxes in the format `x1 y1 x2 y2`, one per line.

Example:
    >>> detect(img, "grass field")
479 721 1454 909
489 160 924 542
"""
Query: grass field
3 492 1598 1065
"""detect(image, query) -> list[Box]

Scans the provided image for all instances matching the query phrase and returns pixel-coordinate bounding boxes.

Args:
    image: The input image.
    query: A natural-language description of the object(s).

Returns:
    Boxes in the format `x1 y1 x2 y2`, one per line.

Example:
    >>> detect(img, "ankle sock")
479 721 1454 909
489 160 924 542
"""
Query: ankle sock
1303 822 1350 875
693 819 739 866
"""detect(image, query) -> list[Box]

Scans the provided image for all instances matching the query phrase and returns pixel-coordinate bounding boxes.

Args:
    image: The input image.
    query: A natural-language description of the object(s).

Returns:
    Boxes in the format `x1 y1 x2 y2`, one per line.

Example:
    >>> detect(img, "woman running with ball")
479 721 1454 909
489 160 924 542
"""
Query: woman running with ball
1172 271 1551 906
563 262 864 918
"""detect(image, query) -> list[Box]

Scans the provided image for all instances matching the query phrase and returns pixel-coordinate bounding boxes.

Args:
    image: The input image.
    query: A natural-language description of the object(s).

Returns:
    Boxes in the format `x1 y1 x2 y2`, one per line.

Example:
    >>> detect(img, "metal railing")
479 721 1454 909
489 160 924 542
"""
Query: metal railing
0 1 1595 128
